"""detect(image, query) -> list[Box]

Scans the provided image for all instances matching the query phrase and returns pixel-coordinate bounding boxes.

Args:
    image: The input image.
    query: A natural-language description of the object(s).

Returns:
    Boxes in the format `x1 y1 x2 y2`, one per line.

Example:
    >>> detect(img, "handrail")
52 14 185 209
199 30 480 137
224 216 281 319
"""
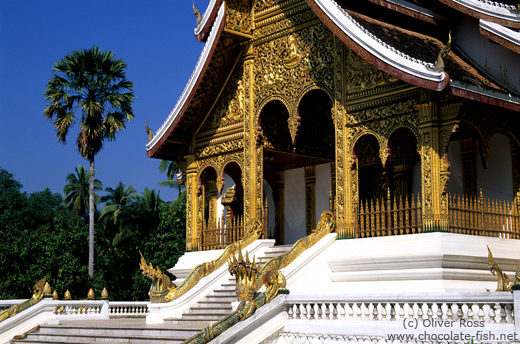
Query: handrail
183 210 335 343
0 299 149 344
142 219 264 303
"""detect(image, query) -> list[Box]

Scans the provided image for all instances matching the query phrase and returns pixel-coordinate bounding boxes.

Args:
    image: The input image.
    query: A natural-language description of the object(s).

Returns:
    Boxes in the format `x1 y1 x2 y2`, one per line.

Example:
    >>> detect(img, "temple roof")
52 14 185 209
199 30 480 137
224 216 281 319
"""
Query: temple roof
147 0 520 159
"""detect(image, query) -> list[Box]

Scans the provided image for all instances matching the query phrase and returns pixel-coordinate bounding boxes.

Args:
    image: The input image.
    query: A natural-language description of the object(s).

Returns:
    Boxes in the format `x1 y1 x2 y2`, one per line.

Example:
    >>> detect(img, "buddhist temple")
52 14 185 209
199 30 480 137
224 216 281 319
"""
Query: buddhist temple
147 0 520 248
141 0 520 341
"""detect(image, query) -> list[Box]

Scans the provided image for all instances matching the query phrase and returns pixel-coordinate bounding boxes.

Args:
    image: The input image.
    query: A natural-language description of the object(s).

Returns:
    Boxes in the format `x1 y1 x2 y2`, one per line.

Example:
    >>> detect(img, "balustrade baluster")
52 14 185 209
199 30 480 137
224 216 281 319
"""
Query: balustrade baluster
456 303 464 320
390 303 396 321
398 303 405 321
346 303 353 320
288 305 294 319
489 303 497 323
499 303 507 323
408 302 415 319
356 303 362 320
331 303 337 320
467 304 474 320
426 303 433 320
372 303 379 320
363 303 370 320
446 303 453 321
380 303 387 320
477 303 485 322
417 303 424 321
436 303 443 319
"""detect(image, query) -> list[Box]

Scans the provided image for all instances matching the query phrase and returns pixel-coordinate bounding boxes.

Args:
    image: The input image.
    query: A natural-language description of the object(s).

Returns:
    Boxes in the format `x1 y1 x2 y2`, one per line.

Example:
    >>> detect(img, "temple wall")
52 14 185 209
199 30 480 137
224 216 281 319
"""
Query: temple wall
447 133 513 200
477 133 513 200
447 140 464 195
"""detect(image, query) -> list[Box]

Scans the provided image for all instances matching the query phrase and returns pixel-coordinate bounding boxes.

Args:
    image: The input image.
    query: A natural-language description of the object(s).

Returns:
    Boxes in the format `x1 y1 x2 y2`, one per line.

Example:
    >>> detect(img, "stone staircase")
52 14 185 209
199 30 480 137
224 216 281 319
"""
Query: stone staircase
10 245 292 343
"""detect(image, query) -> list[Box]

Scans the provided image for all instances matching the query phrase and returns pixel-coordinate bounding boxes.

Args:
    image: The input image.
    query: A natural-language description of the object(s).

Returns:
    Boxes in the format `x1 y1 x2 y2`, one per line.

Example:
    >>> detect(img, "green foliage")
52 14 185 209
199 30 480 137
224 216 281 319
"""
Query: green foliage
0 168 187 301
63 165 103 220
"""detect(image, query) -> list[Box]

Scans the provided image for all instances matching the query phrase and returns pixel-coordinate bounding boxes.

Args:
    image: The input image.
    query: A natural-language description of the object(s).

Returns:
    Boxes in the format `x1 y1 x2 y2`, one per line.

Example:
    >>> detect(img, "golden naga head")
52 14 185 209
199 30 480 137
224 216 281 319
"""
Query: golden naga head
228 249 261 302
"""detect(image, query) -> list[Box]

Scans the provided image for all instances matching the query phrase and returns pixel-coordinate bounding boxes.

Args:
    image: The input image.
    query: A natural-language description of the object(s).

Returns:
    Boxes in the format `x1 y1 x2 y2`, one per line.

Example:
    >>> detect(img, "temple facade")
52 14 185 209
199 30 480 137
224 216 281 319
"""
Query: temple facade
147 0 520 252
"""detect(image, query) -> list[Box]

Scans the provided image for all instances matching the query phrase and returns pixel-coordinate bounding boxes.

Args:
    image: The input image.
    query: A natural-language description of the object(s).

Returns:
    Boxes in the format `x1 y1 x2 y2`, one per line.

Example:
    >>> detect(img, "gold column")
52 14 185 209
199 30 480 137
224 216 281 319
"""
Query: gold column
418 101 449 231
304 165 316 235
274 171 285 244
242 42 259 226
333 39 351 238
206 179 218 229
185 155 198 251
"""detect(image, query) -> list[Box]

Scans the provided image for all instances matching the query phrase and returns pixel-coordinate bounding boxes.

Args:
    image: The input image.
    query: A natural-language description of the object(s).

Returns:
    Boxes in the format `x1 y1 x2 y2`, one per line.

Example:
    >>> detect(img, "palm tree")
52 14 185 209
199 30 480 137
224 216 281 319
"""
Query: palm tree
44 46 135 277
63 165 103 220
100 182 138 245
140 188 164 217
158 160 182 195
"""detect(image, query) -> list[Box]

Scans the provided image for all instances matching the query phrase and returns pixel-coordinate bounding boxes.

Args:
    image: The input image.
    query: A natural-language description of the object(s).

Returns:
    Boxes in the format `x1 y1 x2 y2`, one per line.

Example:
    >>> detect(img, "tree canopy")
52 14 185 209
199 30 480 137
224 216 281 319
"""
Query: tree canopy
44 46 135 277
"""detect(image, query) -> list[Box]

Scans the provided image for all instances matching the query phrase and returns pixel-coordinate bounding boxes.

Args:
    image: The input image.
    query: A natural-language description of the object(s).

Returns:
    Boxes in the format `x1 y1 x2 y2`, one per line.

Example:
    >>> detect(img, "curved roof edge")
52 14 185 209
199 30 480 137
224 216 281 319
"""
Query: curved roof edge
480 19 520 54
366 0 444 24
194 0 223 42
451 80 520 112
147 4 226 158
306 0 449 91
438 0 520 28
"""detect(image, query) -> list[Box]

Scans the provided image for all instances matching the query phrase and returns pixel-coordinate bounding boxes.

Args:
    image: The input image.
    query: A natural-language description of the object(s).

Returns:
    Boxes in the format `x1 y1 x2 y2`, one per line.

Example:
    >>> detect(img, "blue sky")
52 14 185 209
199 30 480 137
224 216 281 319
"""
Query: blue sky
0 0 210 201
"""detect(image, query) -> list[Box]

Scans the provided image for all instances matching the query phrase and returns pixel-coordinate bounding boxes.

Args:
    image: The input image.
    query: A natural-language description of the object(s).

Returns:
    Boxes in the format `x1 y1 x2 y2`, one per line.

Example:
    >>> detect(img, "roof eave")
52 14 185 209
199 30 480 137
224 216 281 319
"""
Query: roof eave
147 4 227 159
438 0 520 29
306 0 449 91
194 0 223 42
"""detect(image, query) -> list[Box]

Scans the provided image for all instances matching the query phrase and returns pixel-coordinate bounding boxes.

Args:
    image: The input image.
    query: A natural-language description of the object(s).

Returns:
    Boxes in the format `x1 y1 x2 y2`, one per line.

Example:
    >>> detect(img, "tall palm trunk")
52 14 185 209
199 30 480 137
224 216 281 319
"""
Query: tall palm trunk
88 158 95 277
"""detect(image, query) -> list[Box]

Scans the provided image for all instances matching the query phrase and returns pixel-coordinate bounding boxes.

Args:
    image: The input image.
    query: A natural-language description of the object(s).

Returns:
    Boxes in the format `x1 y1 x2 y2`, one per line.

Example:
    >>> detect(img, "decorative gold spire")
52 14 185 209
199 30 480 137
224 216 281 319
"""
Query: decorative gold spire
101 287 109 299
43 282 52 296
193 0 202 26
64 290 71 300
87 288 95 299
52 290 58 300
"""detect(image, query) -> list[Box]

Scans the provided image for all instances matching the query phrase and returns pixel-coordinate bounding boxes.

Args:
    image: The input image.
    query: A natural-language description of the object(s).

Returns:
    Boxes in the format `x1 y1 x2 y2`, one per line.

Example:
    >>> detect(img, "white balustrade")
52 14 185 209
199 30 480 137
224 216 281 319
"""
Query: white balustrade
285 293 515 324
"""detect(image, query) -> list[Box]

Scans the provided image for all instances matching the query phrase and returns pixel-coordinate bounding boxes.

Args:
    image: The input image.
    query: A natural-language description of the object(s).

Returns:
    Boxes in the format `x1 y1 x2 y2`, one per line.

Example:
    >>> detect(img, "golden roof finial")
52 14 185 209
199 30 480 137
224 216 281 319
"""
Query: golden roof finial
52 290 59 300
101 287 109 299
64 290 71 300
145 119 153 143
428 31 451 72
193 0 202 26
87 288 95 299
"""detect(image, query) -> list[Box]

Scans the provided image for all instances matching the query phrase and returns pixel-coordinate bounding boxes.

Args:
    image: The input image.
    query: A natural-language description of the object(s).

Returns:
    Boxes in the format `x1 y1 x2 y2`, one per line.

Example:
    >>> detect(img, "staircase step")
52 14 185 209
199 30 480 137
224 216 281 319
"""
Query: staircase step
12 320 205 344
17 332 186 344
189 306 232 314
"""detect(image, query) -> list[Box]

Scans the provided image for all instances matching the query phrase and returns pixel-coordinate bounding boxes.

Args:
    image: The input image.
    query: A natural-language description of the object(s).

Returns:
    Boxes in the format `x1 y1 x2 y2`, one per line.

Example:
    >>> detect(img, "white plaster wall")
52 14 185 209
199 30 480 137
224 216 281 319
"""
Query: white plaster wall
284 168 306 244
477 133 513 200
315 163 331 225
447 140 464 195
217 173 236 224
263 179 276 238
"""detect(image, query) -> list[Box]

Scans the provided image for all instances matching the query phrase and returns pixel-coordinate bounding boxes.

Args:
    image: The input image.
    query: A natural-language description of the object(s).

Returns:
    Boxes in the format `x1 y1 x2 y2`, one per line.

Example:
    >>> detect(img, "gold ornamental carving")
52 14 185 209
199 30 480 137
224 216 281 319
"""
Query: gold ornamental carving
488 246 520 292
345 47 398 91
0 278 47 322
225 0 253 37
254 22 334 105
